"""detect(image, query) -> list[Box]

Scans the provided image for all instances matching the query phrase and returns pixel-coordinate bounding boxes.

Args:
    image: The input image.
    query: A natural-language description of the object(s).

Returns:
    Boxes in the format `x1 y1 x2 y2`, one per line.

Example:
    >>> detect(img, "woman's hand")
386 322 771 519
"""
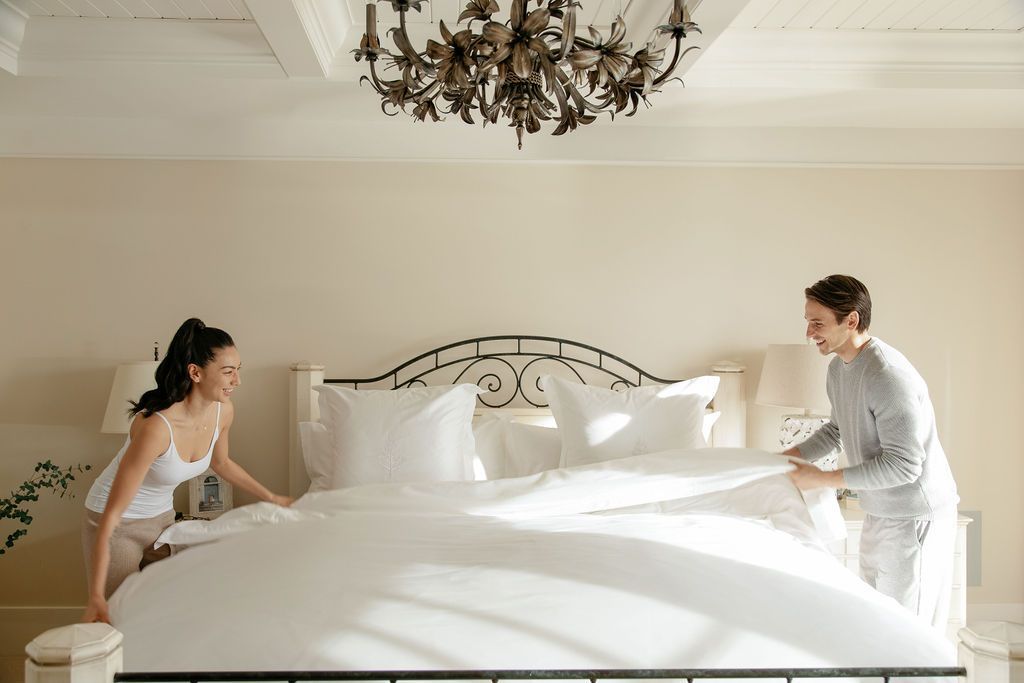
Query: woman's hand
269 494 295 507
82 594 111 624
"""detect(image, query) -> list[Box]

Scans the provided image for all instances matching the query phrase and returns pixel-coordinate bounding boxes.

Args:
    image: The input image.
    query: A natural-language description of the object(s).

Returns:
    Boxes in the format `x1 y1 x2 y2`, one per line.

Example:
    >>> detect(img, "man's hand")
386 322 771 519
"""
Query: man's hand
787 458 845 491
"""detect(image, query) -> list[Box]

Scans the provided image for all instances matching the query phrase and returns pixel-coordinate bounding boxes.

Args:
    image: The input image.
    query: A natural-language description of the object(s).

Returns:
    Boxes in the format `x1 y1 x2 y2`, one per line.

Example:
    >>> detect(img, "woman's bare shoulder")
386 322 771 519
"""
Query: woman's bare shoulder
219 400 235 427
129 412 171 444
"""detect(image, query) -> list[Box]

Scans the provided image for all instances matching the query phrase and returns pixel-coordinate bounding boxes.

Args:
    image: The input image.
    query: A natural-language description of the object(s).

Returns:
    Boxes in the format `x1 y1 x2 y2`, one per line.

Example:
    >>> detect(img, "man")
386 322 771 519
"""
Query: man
784 274 959 631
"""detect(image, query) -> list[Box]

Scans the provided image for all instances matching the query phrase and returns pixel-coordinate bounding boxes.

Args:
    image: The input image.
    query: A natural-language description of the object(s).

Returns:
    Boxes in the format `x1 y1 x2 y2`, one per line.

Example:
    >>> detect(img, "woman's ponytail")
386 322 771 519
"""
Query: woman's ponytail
129 318 235 417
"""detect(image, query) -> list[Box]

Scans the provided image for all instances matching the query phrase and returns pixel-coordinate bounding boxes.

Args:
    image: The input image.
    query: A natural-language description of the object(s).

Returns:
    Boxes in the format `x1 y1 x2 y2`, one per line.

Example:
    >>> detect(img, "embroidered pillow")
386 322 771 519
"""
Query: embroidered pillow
314 383 483 488
298 421 333 492
541 374 719 467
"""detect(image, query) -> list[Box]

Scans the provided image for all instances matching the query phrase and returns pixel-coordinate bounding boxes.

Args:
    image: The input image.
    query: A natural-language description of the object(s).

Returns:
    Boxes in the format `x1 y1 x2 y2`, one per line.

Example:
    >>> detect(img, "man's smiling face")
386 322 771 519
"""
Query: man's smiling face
805 298 857 357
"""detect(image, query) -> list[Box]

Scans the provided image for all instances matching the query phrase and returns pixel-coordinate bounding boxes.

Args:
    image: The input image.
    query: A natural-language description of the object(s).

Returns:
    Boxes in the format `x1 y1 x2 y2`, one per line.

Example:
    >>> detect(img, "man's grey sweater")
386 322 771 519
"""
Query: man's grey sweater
797 337 958 519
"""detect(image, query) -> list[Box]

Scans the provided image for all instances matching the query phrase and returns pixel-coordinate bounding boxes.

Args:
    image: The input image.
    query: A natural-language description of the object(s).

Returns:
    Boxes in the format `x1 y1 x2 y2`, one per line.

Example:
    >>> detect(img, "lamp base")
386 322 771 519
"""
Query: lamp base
780 414 839 471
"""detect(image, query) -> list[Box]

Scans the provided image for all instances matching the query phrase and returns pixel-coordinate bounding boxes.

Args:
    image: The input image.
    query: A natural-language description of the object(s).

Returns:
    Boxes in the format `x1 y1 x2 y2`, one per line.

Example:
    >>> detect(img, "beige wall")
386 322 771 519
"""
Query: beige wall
1 159 1021 618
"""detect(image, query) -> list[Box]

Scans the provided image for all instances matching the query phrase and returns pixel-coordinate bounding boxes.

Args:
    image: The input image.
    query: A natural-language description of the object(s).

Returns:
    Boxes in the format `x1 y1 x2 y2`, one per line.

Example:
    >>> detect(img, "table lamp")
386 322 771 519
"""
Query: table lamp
101 358 159 434
755 343 834 458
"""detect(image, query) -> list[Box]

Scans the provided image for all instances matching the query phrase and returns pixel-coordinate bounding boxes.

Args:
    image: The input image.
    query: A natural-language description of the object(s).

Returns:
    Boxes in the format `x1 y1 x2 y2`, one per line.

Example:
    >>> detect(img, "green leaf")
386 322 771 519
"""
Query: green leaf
2 460 90 557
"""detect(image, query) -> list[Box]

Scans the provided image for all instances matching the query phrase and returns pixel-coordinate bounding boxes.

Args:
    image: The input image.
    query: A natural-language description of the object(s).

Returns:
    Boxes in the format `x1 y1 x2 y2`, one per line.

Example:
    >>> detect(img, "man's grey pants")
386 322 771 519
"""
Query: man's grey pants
859 505 958 633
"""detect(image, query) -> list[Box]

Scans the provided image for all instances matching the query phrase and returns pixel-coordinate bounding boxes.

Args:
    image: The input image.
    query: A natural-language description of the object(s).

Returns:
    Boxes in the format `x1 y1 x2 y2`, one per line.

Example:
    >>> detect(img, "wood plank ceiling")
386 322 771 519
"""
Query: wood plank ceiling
4 0 252 20
11 0 1022 31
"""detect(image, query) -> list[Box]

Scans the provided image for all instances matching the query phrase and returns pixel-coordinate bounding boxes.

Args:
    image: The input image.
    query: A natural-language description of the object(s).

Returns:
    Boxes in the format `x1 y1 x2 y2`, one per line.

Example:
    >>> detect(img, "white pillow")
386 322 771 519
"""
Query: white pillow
471 415 506 480
313 383 483 488
472 410 721 481
505 413 717 474
541 374 720 467
504 420 562 477
703 410 721 444
298 421 333 493
472 415 561 480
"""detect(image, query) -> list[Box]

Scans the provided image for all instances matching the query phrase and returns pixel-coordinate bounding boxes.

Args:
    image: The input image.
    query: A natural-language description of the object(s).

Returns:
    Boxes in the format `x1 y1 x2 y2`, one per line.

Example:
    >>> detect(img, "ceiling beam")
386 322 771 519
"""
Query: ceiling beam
0 0 27 75
625 0 753 80
246 0 352 79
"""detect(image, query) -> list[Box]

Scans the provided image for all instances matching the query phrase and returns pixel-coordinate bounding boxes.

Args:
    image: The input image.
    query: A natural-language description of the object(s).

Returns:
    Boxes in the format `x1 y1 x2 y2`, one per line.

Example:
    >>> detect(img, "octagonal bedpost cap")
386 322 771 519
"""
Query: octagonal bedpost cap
25 623 123 666
958 621 1024 660
291 362 326 371
711 361 746 373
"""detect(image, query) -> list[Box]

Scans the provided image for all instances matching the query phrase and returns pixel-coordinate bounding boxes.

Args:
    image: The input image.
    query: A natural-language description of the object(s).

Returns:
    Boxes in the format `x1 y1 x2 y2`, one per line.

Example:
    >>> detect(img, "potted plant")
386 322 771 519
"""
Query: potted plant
1 460 91 555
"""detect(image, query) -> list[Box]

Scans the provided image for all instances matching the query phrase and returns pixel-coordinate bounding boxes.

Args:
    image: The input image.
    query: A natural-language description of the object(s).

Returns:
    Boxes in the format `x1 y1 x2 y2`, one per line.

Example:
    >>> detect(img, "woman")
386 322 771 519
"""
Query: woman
82 318 293 624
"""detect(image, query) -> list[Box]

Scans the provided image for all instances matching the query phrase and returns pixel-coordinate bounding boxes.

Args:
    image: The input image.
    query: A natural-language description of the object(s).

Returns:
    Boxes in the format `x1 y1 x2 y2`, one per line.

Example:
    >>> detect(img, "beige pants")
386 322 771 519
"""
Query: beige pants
82 509 174 598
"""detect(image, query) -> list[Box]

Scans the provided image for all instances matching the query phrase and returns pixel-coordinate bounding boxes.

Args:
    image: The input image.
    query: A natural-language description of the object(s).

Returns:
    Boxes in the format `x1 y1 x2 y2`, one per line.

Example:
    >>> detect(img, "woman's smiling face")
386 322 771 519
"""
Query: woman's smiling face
191 346 241 401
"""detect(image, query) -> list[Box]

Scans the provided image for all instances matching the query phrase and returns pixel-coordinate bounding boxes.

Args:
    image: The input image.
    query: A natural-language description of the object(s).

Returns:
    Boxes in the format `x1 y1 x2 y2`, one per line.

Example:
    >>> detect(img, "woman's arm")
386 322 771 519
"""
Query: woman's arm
210 401 293 507
82 417 167 624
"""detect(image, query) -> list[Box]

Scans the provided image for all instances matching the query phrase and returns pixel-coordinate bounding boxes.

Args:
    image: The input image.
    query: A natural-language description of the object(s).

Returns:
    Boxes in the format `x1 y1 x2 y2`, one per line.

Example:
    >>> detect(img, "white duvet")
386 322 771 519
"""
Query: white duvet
112 448 953 679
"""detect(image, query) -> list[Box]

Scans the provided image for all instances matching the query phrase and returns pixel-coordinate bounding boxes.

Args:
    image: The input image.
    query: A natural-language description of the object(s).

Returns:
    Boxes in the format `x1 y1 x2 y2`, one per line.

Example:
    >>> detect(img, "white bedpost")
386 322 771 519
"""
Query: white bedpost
289 362 325 498
959 621 1024 683
711 361 746 447
25 624 122 683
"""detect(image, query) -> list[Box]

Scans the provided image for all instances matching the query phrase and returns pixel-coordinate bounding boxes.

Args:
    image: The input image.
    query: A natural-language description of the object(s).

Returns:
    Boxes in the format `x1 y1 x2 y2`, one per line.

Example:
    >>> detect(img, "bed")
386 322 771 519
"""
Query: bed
27 336 966 683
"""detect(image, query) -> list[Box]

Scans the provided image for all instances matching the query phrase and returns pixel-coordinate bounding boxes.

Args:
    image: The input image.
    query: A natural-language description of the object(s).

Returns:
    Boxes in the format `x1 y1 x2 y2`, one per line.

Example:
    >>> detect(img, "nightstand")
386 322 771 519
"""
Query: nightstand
829 505 971 641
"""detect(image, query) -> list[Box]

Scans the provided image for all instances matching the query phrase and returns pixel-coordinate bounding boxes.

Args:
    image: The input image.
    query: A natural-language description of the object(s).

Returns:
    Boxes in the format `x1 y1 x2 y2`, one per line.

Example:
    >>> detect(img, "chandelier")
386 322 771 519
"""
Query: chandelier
352 0 700 149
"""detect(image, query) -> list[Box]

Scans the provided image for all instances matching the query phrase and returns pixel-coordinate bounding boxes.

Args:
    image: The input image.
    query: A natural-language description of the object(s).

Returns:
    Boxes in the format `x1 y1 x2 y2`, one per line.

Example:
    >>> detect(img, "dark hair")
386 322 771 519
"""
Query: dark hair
129 318 235 417
805 274 872 332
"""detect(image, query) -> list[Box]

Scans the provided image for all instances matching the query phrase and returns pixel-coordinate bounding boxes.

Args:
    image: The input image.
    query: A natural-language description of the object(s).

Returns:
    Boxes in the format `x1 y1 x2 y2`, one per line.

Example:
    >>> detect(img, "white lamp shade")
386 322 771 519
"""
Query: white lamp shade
755 344 831 414
101 362 159 433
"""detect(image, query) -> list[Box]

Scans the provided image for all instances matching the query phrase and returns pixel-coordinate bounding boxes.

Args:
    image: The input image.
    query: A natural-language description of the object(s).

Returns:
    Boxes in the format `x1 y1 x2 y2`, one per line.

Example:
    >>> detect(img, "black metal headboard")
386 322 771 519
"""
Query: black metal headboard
324 335 686 409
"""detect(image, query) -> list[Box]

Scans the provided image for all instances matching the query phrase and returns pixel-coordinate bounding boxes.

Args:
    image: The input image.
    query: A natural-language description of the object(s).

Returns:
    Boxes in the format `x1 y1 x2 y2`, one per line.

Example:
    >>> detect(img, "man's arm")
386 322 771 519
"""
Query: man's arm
786 417 848 490
842 369 927 490
785 391 845 490
787 404 842 462
786 421 841 460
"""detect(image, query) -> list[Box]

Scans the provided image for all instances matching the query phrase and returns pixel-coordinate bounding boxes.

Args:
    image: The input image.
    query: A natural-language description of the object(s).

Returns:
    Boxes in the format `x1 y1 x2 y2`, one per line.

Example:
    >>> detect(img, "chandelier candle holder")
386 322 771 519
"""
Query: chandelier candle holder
352 0 700 149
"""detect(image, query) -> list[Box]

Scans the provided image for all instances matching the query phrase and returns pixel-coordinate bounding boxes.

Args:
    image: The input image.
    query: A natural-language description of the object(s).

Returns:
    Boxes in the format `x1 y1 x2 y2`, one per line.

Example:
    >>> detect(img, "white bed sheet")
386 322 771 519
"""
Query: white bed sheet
115 449 953 680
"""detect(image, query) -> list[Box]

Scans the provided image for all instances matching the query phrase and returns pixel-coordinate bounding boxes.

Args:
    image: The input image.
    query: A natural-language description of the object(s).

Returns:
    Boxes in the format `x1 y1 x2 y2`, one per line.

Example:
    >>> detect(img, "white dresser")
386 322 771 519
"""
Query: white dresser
830 506 971 641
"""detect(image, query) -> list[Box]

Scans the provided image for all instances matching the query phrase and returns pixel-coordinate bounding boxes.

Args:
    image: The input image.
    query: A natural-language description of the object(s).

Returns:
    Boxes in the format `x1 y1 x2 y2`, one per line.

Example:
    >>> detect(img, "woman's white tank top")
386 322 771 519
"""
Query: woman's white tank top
85 403 221 519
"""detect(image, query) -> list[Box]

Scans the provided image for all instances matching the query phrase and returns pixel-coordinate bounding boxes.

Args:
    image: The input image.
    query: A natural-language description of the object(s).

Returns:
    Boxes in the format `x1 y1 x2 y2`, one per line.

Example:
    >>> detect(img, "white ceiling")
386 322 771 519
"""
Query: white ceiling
733 0 1024 30
13 0 1022 31
5 0 252 20
0 0 1022 165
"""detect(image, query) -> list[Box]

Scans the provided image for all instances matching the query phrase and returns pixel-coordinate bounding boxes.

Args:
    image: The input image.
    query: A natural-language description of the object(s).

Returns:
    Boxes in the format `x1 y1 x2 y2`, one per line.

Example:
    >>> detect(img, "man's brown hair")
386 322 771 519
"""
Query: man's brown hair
805 274 872 332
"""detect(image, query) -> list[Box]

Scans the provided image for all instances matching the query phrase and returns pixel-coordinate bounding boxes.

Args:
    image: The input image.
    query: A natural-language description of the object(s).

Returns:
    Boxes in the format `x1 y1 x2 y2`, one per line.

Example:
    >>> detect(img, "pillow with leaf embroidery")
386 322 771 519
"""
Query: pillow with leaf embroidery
313 384 483 489
541 374 719 468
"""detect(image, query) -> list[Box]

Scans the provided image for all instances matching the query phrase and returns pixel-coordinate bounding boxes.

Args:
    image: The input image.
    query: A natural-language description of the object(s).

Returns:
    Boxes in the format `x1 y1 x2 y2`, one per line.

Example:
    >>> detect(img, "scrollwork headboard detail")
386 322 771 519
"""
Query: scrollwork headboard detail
288 335 746 496
324 335 692 409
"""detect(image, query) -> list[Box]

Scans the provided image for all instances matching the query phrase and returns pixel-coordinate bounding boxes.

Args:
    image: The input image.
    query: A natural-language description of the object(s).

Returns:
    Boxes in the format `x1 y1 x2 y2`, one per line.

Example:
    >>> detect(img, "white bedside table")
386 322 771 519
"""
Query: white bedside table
829 505 972 641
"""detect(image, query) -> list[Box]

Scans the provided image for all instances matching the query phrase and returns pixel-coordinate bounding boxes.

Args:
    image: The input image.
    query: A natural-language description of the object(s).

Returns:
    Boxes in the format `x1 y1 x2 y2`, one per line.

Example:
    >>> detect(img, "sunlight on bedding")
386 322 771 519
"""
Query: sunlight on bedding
583 412 632 446
116 449 953 675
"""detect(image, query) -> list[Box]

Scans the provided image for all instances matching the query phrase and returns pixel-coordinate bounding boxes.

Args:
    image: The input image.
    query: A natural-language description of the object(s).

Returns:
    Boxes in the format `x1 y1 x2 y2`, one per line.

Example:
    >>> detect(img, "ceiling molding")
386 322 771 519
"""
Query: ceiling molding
0 0 27 75
246 0 352 78
1 114 1021 168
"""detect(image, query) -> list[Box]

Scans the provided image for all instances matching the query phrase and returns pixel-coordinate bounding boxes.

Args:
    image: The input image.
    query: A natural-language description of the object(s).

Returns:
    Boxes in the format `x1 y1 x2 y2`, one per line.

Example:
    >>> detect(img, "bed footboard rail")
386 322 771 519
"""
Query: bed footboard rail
112 667 966 682
24 624 968 683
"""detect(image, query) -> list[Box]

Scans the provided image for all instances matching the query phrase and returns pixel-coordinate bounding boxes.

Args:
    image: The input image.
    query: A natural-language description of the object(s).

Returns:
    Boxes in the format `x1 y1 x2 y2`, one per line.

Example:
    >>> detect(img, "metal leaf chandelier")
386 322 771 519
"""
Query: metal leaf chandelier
352 0 700 149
